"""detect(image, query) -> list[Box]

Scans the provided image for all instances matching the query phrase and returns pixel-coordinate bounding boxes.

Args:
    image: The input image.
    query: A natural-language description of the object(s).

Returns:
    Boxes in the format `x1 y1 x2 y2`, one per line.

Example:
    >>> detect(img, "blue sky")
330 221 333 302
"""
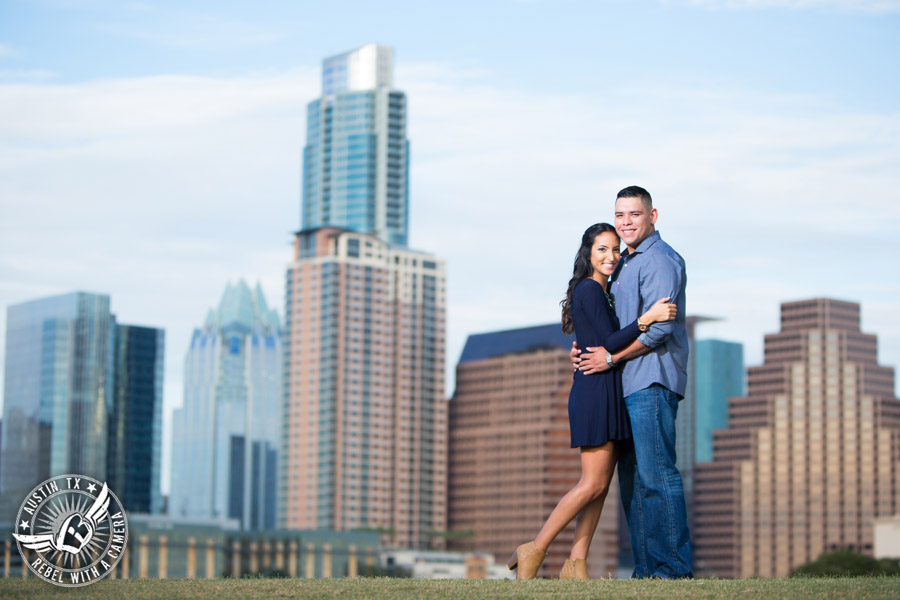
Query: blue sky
2 0 899 493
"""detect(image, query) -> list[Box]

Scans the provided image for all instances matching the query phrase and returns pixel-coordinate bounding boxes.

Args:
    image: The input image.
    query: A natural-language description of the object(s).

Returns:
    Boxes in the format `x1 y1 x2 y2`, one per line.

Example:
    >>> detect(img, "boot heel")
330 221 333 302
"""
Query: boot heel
507 551 518 570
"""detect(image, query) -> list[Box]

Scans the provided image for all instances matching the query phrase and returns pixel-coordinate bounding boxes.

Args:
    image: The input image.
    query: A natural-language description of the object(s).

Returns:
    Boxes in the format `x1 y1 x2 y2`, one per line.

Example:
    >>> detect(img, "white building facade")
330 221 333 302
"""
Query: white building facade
170 281 282 530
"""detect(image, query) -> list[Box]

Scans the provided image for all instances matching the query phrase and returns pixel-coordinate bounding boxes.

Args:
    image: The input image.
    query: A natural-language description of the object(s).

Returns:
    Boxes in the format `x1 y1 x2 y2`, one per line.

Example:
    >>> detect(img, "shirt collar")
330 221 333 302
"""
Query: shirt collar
622 230 661 258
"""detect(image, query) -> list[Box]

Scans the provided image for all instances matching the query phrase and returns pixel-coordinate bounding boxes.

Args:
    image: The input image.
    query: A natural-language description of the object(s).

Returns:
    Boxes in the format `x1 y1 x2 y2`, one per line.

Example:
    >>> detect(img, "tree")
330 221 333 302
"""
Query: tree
791 549 900 577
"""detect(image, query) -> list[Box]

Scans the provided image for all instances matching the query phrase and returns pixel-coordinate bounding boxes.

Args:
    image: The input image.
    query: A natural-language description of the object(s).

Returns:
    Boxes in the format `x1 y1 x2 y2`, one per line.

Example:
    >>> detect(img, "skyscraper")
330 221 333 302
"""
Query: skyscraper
170 281 282 530
302 43 409 246
108 324 165 514
0 292 164 517
447 324 620 578
674 316 714 505
281 227 446 548
693 339 744 464
284 44 446 549
673 317 744 534
693 298 900 577
1 293 113 516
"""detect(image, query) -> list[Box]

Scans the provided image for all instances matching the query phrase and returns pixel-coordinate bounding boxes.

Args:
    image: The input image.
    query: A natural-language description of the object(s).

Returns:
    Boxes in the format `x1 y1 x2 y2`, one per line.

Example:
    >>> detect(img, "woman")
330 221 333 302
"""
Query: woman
507 223 676 580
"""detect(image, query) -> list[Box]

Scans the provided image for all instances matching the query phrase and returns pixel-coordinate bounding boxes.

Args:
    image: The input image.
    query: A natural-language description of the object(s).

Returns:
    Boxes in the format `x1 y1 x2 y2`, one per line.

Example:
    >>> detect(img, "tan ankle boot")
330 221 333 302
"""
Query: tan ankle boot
559 558 589 580
574 558 588 579
506 541 546 580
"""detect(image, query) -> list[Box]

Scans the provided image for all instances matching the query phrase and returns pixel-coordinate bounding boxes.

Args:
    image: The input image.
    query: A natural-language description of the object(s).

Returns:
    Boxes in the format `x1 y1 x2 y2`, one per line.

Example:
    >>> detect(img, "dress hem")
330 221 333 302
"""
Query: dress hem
570 433 632 449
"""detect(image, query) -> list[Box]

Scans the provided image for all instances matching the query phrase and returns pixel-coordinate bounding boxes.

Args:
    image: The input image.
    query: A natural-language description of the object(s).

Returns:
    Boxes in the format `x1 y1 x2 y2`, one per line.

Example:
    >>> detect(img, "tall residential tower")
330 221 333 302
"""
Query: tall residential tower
284 44 447 549
281 228 446 547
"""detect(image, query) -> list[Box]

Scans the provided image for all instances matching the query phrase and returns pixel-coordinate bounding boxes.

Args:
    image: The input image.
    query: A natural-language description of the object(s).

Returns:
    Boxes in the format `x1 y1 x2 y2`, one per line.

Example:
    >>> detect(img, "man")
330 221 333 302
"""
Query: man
572 185 692 578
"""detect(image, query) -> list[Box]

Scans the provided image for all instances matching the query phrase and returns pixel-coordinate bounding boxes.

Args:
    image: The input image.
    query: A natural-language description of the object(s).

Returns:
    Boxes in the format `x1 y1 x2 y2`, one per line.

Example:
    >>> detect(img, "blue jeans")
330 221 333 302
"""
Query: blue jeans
618 384 693 578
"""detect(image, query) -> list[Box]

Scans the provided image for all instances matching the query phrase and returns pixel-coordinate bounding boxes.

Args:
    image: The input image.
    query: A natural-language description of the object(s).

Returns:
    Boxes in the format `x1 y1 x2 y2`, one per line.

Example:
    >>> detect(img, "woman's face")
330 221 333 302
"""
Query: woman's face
590 231 621 277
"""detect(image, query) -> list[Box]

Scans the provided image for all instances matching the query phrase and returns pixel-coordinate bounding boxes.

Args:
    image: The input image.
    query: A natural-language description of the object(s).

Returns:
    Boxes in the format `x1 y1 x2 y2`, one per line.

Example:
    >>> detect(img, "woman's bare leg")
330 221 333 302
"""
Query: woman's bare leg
533 441 617 552
570 443 618 559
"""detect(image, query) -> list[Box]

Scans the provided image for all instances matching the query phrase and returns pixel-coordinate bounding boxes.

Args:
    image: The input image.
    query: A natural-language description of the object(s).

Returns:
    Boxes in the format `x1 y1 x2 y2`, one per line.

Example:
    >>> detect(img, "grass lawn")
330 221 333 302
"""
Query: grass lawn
1 577 899 600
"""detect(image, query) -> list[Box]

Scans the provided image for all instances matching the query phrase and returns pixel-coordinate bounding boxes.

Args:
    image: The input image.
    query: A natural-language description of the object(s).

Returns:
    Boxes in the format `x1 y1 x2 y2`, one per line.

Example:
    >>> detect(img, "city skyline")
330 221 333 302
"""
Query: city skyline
1 2 898 496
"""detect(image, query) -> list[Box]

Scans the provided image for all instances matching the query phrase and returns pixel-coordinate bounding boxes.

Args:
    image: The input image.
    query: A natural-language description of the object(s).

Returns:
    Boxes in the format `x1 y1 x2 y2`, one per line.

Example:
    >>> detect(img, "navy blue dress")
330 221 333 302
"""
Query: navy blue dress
568 278 641 448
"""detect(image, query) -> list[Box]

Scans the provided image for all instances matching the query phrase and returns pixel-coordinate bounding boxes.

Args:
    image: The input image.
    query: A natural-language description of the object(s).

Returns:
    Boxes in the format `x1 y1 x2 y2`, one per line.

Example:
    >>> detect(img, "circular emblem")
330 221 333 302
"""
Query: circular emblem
11 474 128 587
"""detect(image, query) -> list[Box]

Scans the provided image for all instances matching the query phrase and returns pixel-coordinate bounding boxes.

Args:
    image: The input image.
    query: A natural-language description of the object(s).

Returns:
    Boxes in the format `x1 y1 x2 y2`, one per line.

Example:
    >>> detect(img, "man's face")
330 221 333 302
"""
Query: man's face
614 196 657 251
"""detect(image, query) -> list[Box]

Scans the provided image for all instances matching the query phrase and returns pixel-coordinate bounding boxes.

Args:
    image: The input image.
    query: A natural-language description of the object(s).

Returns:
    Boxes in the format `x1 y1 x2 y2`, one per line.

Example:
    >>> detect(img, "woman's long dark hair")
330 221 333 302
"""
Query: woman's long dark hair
561 223 618 334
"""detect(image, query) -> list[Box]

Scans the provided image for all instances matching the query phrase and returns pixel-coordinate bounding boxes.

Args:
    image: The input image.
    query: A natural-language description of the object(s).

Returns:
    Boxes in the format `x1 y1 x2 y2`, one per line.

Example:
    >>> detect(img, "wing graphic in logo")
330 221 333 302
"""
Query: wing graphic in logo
83 482 111 529
12 531 55 553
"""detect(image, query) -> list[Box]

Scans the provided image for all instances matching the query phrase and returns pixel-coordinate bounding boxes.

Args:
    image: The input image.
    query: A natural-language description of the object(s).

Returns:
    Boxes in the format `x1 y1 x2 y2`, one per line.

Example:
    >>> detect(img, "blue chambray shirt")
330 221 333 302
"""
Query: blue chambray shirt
609 230 689 398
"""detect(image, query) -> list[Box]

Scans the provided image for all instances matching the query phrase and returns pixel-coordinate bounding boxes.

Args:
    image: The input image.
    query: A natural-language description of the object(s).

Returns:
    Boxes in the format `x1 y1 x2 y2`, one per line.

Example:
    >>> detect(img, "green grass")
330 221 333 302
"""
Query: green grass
1 576 899 600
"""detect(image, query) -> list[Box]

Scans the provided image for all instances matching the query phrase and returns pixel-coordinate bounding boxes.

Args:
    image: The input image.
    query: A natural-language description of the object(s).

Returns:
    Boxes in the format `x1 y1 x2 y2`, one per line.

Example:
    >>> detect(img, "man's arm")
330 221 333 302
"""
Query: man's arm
636 254 683 348
578 338 653 375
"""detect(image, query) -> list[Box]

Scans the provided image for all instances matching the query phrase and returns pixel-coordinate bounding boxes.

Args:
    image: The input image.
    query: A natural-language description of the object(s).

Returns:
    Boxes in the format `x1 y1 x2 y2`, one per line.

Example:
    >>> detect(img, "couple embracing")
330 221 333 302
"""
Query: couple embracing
508 186 693 580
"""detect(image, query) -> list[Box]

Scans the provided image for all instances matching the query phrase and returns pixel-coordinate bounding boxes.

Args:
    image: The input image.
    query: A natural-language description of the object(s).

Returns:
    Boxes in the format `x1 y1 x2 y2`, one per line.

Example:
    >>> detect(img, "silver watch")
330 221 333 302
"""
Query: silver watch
605 352 616 368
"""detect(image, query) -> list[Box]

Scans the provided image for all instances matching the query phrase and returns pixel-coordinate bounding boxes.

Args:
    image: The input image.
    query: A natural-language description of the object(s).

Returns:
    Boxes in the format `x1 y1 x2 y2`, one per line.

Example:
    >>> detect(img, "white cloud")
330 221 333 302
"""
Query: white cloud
397 64 900 390
0 43 17 58
1 60 899 493
0 69 57 82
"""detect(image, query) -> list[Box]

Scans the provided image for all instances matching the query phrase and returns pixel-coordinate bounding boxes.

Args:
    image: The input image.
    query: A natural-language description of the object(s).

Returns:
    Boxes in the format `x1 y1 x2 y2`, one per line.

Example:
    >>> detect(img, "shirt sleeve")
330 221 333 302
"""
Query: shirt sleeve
637 253 685 348
580 283 642 353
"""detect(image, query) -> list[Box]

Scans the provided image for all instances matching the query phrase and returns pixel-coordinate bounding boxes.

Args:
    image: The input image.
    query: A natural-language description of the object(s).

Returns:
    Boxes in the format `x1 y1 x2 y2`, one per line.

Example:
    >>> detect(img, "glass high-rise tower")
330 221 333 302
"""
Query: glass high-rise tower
302 43 409 246
108 324 165 515
675 318 744 514
0 292 164 517
693 339 744 465
0 293 113 516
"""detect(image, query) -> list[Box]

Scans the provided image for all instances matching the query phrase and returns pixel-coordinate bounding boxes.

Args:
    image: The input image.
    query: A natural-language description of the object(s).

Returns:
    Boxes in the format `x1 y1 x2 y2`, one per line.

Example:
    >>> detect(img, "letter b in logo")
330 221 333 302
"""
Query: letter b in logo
57 514 93 554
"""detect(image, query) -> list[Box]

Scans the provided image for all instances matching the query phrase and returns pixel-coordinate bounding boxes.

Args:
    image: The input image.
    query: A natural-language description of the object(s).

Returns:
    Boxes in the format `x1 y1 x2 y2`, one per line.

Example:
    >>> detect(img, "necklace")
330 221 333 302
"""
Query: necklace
588 277 616 310
603 289 615 310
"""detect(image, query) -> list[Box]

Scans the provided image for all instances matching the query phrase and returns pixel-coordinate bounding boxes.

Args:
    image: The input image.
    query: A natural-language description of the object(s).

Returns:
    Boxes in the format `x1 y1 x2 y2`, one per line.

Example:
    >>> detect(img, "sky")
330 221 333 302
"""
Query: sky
1 0 899 494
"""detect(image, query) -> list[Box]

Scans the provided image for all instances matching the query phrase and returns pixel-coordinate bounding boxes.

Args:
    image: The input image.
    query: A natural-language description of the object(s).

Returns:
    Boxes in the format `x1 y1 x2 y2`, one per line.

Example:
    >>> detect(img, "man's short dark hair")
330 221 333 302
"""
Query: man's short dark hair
616 185 653 211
